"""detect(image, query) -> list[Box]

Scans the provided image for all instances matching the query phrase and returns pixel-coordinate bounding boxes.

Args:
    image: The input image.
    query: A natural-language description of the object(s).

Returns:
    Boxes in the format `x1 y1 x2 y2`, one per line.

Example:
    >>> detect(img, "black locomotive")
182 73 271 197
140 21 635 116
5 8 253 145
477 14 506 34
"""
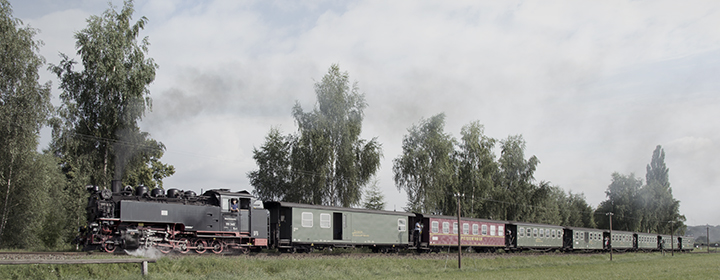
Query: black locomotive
80 180 267 254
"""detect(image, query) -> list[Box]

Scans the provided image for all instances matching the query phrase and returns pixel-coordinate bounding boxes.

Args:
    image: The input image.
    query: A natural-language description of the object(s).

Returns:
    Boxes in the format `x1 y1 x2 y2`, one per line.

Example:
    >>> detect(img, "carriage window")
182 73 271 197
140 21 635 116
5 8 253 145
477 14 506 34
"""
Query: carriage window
481 225 488 235
558 230 562 239
453 222 458 234
473 224 479 235
443 222 450 234
519 227 525 237
539 229 544 238
432 221 439 233
533 228 538 238
551 229 556 238
463 223 469 235
398 219 407 232
490 225 496 236
302 212 313 228
320 213 331 228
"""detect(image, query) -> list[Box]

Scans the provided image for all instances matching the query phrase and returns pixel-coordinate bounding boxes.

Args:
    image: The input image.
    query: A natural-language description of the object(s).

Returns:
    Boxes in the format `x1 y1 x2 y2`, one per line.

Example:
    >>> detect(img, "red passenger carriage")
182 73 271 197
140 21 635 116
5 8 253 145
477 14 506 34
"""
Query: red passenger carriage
415 214 506 252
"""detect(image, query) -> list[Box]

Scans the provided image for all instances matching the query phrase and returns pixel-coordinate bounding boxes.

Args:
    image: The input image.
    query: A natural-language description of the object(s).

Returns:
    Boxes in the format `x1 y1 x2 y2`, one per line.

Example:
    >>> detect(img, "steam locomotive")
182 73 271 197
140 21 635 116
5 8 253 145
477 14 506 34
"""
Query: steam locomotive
80 180 267 254
79 182 694 254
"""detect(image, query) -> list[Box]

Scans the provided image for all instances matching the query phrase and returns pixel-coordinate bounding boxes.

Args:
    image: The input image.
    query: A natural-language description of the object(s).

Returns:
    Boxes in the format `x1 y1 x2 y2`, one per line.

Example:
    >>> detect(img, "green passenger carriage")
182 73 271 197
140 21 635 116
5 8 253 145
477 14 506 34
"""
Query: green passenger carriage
506 222 564 252
679 236 694 252
608 230 633 251
636 232 658 251
265 202 411 252
564 227 606 251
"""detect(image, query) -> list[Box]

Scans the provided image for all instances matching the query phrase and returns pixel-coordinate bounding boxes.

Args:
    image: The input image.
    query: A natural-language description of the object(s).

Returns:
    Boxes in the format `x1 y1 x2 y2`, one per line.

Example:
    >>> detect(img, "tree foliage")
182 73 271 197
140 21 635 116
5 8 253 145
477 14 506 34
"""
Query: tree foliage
47 1 173 235
250 65 382 207
595 145 686 235
595 172 643 231
49 0 170 189
641 145 685 234
0 0 69 249
393 113 456 214
392 115 595 228
455 121 497 218
362 179 386 210
495 135 540 221
248 127 293 202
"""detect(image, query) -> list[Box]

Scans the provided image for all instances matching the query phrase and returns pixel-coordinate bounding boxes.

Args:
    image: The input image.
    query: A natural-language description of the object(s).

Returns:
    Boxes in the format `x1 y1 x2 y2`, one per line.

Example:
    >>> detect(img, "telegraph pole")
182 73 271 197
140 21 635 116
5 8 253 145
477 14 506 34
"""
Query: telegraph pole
668 221 675 256
606 212 613 261
456 193 463 269
708 225 711 254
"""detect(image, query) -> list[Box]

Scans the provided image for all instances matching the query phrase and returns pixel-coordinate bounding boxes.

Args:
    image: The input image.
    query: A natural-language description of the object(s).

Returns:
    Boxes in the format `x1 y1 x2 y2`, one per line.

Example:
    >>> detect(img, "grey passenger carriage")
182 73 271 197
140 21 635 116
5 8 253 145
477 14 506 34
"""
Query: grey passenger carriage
506 222 564 252
564 227 606 251
264 202 412 253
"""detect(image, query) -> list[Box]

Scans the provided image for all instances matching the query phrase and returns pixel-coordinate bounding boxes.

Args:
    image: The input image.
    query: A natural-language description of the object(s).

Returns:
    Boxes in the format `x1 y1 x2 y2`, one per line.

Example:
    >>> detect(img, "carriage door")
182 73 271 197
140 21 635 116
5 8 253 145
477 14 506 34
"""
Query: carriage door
333 213 348 241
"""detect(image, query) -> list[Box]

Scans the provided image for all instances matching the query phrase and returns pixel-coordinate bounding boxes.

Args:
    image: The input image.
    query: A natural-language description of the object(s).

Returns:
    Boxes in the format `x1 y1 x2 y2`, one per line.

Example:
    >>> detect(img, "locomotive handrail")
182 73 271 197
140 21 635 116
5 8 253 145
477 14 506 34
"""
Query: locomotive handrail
0 258 157 276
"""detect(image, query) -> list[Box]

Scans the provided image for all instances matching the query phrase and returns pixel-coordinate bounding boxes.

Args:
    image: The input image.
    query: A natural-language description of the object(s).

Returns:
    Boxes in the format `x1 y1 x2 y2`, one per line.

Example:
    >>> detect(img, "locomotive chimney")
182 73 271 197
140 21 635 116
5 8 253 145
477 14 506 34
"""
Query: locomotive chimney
111 180 122 194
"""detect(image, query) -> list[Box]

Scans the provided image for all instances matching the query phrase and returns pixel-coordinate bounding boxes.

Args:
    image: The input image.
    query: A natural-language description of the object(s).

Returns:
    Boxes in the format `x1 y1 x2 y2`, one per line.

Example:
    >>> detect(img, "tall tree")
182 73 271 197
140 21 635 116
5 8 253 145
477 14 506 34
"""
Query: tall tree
393 113 456 214
0 0 56 247
251 65 382 207
496 135 539 221
563 191 595 228
49 1 173 231
455 121 497 218
50 0 165 188
248 127 294 202
594 172 643 231
640 145 685 234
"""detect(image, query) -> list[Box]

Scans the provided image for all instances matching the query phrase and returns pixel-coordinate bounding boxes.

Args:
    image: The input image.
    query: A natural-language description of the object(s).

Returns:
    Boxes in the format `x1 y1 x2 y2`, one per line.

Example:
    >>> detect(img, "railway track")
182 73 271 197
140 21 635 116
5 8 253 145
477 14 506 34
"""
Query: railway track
1 248 700 262
0 251 112 261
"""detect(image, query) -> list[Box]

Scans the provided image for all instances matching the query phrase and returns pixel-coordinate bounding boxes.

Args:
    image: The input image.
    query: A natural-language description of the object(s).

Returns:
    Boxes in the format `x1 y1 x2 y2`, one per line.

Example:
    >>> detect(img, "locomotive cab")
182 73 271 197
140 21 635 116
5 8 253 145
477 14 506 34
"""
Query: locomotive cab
208 190 268 244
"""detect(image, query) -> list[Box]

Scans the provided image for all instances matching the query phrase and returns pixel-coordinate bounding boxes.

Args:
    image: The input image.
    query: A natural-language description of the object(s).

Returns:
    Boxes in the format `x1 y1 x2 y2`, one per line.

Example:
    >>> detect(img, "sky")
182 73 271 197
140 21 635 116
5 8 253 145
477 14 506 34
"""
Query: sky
9 0 720 226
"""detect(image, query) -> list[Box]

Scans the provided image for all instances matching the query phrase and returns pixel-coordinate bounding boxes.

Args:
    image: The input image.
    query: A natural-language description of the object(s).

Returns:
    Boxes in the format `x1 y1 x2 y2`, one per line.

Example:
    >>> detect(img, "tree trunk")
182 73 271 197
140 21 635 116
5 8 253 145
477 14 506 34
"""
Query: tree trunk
0 157 14 245
103 144 109 183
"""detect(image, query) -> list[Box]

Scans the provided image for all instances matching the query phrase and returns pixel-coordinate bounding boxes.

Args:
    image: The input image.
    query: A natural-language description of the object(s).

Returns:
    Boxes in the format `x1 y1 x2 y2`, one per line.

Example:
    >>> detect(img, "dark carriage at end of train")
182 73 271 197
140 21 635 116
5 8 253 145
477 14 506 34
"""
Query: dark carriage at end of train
678 236 694 252
264 201 412 253
81 181 268 254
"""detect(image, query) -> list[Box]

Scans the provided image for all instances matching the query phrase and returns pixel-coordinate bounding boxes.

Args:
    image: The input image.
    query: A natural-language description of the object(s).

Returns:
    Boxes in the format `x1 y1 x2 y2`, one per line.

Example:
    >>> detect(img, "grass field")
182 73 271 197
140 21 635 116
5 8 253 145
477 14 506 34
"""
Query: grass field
1 251 718 279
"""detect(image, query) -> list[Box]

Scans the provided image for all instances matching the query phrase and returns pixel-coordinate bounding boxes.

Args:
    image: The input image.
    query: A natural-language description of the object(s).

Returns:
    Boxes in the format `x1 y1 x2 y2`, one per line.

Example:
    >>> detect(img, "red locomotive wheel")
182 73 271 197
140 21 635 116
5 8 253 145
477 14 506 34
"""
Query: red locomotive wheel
194 240 207 254
211 240 224 254
158 243 173 254
178 238 190 254
103 242 116 253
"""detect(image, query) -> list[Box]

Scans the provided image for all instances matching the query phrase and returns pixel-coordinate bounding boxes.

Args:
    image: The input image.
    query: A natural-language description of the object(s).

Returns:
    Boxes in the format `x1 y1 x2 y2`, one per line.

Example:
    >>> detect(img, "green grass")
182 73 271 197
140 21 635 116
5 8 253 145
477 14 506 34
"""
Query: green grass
1 252 718 279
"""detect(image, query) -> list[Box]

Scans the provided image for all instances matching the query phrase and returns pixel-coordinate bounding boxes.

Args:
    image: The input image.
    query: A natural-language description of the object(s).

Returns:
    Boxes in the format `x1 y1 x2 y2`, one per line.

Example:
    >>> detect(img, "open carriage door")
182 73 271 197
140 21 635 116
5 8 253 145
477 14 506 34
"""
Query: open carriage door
333 212 350 241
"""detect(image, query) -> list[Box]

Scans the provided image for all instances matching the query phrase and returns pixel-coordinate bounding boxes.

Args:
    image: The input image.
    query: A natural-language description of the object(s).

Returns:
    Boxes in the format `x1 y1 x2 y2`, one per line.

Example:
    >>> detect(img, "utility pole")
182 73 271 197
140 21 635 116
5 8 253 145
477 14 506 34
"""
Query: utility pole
606 212 613 261
668 221 675 256
708 225 711 254
456 193 463 269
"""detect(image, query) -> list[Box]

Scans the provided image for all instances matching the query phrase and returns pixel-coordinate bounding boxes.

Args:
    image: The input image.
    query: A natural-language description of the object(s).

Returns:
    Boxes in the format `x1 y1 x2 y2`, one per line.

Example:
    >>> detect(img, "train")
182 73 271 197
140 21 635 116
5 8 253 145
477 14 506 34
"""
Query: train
77 182 694 254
